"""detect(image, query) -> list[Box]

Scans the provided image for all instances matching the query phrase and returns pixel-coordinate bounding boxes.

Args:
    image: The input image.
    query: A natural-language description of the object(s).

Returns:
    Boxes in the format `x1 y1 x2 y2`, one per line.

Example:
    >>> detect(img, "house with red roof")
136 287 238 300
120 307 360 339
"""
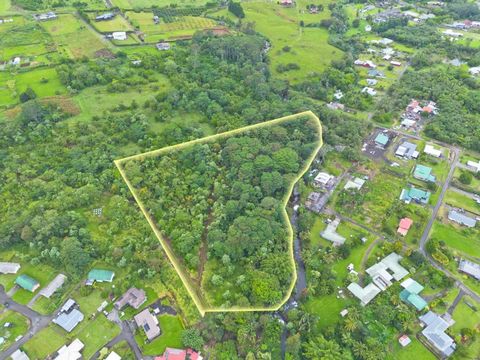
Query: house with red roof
397 218 413 236
155 348 202 360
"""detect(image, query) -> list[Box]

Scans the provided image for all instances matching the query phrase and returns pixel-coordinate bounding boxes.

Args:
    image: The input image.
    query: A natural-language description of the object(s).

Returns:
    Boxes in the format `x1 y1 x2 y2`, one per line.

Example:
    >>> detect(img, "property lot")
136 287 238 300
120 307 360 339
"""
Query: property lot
88 13 133 33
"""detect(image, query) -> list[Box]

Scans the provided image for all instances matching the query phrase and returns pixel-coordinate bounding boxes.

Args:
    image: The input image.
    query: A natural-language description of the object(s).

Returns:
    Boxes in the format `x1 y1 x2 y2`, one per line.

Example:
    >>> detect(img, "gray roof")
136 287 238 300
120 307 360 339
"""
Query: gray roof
134 309 160 341
0 262 20 274
419 311 456 356
395 141 418 158
459 259 480 280
347 282 381 306
114 287 146 310
11 350 29 360
53 309 84 332
448 210 477 228
60 299 76 313
40 274 66 298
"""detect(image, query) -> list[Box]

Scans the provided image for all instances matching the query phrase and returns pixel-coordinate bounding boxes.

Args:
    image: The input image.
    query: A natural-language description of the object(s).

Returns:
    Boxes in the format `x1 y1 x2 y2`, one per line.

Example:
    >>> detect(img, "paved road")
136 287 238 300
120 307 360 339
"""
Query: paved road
0 286 57 360
447 289 465 315
419 147 460 255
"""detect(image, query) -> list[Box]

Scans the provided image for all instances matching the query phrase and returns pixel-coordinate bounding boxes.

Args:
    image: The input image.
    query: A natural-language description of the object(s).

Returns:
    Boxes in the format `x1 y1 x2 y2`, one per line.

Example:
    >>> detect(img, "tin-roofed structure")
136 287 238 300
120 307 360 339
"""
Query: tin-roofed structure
15 274 40 292
448 210 477 228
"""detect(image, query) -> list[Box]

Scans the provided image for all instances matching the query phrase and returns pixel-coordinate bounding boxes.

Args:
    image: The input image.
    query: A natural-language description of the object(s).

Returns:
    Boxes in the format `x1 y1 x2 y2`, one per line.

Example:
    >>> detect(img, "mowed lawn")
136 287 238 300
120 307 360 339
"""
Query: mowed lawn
431 220 480 258
445 189 480 215
40 14 107 58
0 311 29 352
136 314 184 355
243 2 342 82
0 0 11 13
15 67 66 97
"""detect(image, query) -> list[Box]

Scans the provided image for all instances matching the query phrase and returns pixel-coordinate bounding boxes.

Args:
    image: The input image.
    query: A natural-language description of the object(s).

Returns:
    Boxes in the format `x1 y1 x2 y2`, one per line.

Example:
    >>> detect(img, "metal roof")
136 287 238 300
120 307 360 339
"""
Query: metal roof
448 210 477 228
53 309 84 333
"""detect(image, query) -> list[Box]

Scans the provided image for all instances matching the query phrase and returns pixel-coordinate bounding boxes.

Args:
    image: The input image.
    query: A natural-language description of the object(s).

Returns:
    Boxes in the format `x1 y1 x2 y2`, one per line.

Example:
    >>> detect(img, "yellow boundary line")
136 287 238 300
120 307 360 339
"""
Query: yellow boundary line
115 111 323 316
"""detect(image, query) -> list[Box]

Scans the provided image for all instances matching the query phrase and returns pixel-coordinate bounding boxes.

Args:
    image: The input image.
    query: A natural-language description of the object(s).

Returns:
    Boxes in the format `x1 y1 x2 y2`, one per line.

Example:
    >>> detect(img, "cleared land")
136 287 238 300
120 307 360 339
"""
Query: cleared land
243 1 342 82
40 14 107 58
88 14 134 32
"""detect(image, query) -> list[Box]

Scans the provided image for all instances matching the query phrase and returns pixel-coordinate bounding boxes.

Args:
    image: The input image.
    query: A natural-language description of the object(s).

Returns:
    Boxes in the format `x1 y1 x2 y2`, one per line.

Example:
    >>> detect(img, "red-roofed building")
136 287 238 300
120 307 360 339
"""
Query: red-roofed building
397 218 413 236
155 348 202 360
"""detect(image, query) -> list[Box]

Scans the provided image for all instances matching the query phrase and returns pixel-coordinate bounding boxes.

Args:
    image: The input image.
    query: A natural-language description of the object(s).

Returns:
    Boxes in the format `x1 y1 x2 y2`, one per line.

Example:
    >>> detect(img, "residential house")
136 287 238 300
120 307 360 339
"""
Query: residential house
0 262 20 274
413 164 436 182
326 102 345 111
419 311 456 357
40 274 66 298
374 132 389 148
367 69 385 78
466 160 480 173
395 142 419 159
54 339 84 360
448 210 477 228
354 59 376 68
15 274 40 292
361 87 377 96
366 78 377 86
33 12 57 21
344 177 366 191
400 187 431 204
424 144 442 158
397 218 413 236
320 218 346 246
87 269 115 285
155 348 203 360
280 0 293 6
313 172 334 188
114 287 147 310
458 259 480 280
11 350 29 360
134 309 161 342
112 32 127 41
95 12 115 21
347 283 381 306
400 278 428 311
53 299 84 333
390 60 401 66
105 352 122 360
305 192 321 209
156 42 171 51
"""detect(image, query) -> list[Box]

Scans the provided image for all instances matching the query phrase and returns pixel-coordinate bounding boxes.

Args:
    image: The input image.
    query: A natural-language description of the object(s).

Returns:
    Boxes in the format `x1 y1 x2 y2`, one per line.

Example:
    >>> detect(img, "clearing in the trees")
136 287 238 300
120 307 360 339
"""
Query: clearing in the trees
115 111 322 315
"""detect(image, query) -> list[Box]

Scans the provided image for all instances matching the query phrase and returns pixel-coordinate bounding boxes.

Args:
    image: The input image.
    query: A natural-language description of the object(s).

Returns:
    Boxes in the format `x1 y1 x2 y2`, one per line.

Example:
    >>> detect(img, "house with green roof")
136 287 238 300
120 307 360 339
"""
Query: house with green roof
399 187 430 204
86 269 115 285
413 164 436 182
399 278 427 311
374 133 389 148
15 274 40 292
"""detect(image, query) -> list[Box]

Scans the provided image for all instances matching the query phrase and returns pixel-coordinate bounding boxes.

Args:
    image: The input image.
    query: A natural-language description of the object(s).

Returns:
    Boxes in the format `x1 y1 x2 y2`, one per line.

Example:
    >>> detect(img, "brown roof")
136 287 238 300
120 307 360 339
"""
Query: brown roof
134 309 160 341
114 287 146 310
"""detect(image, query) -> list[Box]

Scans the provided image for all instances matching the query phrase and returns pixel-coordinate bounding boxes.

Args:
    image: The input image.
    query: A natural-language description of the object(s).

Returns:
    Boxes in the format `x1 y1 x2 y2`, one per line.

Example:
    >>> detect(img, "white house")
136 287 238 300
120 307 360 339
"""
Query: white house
112 32 127 40
424 144 442 158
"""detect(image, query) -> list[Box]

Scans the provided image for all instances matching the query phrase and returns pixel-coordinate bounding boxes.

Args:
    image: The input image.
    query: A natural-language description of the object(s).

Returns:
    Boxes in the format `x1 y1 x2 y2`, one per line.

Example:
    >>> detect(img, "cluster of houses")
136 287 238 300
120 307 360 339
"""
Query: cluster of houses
305 171 336 213
401 99 438 129
446 19 480 31
33 12 57 21
347 253 456 357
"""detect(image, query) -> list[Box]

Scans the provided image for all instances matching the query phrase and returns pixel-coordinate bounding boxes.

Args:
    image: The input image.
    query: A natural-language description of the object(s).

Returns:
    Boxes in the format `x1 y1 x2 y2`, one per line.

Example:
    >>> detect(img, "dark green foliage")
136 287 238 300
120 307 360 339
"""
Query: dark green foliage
228 2 245 19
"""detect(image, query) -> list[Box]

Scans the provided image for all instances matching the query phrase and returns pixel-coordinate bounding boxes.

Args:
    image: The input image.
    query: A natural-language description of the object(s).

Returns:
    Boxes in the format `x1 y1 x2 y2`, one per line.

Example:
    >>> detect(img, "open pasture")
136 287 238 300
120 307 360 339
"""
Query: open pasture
40 14 107 58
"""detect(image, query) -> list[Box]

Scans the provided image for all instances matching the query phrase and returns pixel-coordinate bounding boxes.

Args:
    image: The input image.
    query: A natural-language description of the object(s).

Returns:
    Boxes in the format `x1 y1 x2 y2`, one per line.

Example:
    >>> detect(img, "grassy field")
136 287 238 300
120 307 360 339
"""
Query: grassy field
431 220 480 258
304 293 351 330
243 2 342 83
451 296 480 359
23 325 66 358
88 14 133 32
40 14 107 58
389 335 435 360
15 67 66 97
0 311 29 352
126 11 217 42
445 189 480 215
0 0 11 13
136 314 184 355
112 0 210 9
76 315 121 358
453 168 480 194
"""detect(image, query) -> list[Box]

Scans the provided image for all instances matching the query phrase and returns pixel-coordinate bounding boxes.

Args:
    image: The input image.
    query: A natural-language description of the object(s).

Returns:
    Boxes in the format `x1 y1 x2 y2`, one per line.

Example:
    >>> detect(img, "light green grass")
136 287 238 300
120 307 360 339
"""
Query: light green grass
431 220 480 258
40 14 107 58
0 311 29 352
76 315 121 358
303 293 351 330
445 189 480 215
0 0 11 13
243 2 342 83
451 297 480 359
89 15 133 32
112 0 210 9
23 325 66 359
136 314 184 355
15 67 66 98
389 336 435 360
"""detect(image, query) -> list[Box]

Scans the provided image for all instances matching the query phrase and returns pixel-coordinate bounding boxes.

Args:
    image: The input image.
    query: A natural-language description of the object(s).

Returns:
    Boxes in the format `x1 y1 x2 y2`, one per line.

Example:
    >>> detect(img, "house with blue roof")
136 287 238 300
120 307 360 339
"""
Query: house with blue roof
413 164 436 182
374 133 389 148
400 187 431 204
400 278 428 311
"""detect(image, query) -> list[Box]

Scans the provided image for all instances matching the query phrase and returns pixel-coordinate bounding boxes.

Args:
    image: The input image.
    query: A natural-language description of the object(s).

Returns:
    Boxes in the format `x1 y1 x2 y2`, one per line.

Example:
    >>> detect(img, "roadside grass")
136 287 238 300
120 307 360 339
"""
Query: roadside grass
111 340 135 358
453 168 480 194
431 220 480 258
135 314 184 355
0 311 29 352
445 189 480 215
40 14 107 58
451 296 480 359
22 325 66 359
242 2 342 83
88 15 133 32
75 315 121 358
